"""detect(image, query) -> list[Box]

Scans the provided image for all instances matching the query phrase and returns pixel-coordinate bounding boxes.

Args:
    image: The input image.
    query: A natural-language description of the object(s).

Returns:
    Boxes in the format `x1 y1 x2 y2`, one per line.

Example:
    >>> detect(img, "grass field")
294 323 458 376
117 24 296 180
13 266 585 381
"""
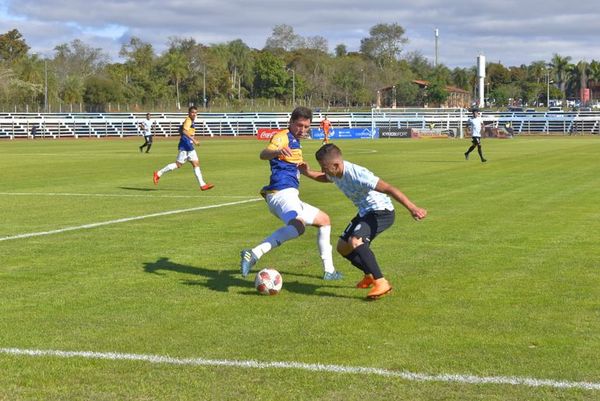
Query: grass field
0 135 599 400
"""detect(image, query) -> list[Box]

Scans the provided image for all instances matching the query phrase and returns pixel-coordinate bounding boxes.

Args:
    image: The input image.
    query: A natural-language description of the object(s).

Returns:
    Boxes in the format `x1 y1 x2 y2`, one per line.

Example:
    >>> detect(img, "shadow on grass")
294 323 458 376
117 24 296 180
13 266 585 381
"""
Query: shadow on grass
142 257 360 299
119 186 158 192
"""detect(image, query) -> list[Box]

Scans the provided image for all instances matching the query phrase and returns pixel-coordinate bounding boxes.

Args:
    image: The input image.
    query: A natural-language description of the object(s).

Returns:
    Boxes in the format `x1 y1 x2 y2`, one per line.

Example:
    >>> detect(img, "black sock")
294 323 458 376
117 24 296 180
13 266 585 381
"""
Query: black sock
146 144 152 152
343 250 367 274
477 146 484 160
354 244 384 279
466 145 476 154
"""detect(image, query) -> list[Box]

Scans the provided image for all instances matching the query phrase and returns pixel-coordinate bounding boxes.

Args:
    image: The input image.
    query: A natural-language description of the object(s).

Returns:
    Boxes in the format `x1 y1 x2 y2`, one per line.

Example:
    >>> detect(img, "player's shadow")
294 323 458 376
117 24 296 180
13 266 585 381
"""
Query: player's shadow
142 257 360 299
143 257 250 292
119 186 158 192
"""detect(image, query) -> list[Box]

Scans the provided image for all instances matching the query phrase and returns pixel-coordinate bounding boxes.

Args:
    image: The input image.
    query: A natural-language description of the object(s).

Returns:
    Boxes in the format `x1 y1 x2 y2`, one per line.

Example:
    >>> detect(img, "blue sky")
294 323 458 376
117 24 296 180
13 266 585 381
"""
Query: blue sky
1 0 599 68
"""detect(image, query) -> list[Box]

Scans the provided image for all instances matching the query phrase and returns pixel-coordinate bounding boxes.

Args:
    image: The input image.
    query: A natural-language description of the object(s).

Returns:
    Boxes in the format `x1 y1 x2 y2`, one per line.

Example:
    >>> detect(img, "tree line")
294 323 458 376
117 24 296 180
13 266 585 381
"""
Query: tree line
0 26 598 112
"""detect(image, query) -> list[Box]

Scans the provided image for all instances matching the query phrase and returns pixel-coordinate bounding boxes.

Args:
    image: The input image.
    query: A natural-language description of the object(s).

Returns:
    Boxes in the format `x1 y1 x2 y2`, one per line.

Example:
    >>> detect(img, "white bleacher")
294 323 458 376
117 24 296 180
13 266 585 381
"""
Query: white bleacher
1 109 600 139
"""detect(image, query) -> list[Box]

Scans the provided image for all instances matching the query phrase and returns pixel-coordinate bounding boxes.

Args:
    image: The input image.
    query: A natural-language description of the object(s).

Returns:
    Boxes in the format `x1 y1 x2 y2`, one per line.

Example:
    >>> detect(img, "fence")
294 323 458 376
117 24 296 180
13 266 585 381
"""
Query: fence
1 109 600 140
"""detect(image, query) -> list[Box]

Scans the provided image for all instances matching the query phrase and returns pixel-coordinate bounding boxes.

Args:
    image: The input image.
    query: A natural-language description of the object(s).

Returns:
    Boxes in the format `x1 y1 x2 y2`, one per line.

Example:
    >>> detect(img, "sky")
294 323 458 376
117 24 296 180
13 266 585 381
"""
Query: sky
1 0 599 68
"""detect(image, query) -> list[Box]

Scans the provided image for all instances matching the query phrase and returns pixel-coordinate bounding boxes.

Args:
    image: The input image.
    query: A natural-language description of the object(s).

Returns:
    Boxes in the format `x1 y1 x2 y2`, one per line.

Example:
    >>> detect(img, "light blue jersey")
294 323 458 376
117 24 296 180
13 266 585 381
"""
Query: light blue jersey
326 160 394 217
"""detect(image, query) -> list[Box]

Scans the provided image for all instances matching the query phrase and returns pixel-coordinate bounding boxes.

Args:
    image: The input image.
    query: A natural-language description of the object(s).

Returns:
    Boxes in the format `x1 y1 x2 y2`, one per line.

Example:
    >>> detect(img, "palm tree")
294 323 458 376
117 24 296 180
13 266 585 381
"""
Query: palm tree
163 50 188 110
572 61 590 103
587 60 600 101
528 60 547 84
550 53 572 101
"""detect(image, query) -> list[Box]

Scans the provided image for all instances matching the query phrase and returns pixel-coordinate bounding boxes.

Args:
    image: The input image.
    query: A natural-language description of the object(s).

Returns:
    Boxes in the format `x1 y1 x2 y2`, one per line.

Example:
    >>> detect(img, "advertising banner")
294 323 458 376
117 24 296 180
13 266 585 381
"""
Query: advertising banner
311 127 379 140
379 127 414 138
257 128 281 140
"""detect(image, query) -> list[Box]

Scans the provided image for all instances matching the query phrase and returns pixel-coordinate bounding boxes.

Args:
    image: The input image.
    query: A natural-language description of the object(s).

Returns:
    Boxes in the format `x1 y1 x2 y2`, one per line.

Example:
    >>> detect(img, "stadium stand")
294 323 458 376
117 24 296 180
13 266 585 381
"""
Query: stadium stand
1 109 599 139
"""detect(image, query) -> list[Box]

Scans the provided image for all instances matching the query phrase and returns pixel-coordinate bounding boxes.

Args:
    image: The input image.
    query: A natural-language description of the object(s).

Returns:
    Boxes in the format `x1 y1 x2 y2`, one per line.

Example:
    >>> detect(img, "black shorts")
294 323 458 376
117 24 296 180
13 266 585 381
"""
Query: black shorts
340 210 395 245
471 136 481 145
144 135 153 144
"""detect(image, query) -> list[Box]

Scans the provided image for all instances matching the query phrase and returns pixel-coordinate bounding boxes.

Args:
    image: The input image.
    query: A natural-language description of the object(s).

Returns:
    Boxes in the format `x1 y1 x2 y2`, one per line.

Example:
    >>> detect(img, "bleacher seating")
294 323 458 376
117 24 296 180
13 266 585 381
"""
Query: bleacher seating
1 109 599 139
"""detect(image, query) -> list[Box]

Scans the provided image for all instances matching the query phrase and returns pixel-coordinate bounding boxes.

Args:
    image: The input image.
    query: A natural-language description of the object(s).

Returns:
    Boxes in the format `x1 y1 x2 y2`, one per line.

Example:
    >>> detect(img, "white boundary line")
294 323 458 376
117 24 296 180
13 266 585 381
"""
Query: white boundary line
1 347 598 391
0 198 261 242
0 192 254 199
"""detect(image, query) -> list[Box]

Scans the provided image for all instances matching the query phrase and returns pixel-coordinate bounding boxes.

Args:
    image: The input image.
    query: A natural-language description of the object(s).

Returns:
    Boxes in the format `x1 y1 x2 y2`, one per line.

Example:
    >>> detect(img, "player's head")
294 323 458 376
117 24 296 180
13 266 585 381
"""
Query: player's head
472 109 480 117
146 113 151 119
289 106 312 139
315 143 344 177
188 106 198 118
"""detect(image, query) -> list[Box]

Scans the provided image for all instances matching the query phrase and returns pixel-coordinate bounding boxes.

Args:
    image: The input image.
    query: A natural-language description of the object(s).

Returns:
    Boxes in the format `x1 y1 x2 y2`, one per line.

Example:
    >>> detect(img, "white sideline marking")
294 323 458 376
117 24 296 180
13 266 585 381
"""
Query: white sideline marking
0 198 261 242
0 192 254 199
1 347 599 391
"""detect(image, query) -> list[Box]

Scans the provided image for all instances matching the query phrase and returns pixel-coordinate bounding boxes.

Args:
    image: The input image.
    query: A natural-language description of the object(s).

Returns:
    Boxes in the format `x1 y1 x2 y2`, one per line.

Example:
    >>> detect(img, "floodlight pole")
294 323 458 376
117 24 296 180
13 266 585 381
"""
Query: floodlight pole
203 64 207 109
434 28 439 68
546 69 550 108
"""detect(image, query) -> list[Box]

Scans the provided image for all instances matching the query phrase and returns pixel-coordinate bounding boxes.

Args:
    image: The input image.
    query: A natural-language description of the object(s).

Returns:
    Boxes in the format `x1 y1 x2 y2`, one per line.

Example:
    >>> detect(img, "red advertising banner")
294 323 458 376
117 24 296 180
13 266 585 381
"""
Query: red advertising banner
257 128 281 140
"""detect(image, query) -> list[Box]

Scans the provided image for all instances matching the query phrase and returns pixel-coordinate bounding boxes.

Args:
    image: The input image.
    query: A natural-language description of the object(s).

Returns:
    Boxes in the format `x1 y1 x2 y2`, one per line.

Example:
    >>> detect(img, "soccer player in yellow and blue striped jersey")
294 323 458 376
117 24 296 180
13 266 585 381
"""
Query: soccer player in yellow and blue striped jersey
240 106 342 281
153 106 214 191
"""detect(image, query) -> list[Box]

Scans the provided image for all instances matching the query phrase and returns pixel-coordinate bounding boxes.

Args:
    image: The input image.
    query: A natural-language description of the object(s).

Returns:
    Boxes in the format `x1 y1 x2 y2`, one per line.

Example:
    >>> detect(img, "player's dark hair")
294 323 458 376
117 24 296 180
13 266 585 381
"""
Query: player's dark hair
188 106 198 113
290 106 312 122
315 143 342 162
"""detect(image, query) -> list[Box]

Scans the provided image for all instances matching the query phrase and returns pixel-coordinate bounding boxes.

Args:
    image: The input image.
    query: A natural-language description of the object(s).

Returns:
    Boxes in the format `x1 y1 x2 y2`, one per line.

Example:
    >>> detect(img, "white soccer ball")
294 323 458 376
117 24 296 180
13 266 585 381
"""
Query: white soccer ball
254 268 283 295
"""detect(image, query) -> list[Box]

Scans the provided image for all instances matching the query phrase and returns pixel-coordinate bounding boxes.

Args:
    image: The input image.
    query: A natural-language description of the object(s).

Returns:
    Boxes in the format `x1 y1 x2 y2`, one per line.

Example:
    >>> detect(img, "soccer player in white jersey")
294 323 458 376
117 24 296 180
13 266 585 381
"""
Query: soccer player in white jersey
299 144 427 299
153 106 214 191
239 106 342 281
464 109 487 162
138 113 156 153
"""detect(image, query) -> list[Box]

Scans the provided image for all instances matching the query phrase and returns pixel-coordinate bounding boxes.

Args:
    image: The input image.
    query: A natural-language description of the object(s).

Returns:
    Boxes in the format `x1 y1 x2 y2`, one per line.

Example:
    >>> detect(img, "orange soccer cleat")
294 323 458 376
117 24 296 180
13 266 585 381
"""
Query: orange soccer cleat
153 171 160 185
367 278 392 299
356 274 375 289
200 183 214 191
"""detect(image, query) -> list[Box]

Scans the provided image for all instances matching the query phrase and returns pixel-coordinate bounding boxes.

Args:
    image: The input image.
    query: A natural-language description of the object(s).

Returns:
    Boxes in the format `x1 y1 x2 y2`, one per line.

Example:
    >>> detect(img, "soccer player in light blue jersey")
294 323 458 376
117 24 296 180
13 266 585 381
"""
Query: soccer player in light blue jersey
138 113 156 153
240 106 342 281
464 109 487 162
299 143 427 299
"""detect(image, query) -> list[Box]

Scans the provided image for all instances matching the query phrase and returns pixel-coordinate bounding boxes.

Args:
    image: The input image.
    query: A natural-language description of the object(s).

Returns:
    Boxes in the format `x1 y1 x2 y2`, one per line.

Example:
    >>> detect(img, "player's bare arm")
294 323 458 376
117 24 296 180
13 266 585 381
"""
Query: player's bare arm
375 179 427 221
260 146 292 160
298 162 329 182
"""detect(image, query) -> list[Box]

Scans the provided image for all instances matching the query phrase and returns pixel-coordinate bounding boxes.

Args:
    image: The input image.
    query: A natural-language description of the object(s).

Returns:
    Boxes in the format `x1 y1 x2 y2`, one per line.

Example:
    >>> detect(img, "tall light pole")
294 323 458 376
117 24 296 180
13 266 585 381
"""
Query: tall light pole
44 59 48 112
286 68 295 106
434 28 439 68
546 68 550 108
392 85 397 109
203 64 207 109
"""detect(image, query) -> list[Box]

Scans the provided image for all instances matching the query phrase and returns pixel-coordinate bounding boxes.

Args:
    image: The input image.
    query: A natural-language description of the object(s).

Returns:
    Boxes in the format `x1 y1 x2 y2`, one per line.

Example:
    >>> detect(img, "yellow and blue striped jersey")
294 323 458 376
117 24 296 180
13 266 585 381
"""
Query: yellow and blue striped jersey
178 116 196 151
262 130 303 192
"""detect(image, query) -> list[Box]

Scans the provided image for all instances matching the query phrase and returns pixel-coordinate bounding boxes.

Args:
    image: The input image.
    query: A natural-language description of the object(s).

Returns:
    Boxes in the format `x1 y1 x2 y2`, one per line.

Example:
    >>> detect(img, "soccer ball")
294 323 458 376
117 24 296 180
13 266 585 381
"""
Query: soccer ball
254 268 283 295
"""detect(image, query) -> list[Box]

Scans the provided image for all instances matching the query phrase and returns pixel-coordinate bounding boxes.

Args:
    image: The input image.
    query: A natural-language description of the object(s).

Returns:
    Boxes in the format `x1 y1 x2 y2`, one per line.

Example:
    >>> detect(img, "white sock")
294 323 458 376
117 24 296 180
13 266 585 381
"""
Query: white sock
193 166 207 186
317 225 335 273
158 163 178 177
252 225 300 258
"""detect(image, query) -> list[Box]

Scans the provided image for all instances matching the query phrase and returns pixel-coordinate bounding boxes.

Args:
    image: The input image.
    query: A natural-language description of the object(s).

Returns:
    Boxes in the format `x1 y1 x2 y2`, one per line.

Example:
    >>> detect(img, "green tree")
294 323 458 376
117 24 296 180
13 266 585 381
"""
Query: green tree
84 75 123 110
360 23 408 69
424 78 448 107
0 29 29 64
253 51 288 98
550 53 572 98
163 50 187 109
264 24 305 51
334 44 347 58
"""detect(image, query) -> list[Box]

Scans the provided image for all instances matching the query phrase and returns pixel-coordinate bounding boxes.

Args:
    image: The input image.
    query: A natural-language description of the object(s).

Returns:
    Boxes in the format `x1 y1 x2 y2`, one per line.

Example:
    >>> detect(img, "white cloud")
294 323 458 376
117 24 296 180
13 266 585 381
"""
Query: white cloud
1 0 599 67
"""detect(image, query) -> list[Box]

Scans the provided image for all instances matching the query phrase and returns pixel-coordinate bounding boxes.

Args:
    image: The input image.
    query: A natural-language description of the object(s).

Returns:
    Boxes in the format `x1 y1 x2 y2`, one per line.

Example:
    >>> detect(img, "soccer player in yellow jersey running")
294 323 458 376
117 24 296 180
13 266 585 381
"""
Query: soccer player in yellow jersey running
153 106 214 191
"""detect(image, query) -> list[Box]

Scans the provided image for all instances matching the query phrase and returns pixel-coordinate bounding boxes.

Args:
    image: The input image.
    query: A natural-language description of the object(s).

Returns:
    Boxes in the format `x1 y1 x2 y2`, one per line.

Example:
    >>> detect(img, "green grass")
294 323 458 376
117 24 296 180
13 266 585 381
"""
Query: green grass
0 136 599 400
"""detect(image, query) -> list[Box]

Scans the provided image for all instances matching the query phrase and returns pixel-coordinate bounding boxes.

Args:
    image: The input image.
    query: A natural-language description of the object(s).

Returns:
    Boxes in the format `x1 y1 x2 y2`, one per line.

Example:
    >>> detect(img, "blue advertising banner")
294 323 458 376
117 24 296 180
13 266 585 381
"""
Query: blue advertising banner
311 127 379 140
